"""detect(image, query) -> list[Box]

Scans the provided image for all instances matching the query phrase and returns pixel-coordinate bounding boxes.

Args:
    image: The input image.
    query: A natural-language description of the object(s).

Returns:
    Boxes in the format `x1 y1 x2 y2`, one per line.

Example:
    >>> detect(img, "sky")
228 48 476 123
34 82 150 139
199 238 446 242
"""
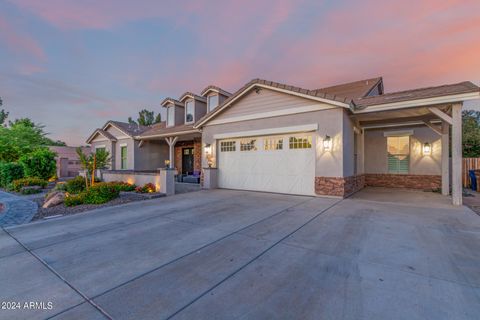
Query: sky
0 0 479 146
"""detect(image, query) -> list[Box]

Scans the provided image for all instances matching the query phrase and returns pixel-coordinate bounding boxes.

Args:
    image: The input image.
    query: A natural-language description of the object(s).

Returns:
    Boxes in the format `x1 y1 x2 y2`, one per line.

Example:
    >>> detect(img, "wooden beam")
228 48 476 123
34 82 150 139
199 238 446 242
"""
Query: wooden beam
359 115 437 127
422 119 442 135
428 107 453 125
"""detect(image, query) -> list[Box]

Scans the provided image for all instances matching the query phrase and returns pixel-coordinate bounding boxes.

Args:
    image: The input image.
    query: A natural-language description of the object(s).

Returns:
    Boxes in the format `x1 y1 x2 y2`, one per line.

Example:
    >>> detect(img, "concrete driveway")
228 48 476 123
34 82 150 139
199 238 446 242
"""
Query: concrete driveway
1 188 479 320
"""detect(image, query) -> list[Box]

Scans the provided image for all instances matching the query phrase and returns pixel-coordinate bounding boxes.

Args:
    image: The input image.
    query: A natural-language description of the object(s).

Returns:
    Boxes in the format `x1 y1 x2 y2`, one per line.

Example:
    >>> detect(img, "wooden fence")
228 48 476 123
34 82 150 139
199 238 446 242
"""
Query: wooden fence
463 158 480 187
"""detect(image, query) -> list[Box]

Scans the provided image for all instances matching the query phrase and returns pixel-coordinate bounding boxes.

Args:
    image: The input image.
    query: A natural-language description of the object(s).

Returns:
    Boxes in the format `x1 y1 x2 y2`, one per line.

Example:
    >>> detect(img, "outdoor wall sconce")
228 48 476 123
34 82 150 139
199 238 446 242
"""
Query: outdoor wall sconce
164 159 170 168
423 142 431 155
323 135 332 152
204 143 212 154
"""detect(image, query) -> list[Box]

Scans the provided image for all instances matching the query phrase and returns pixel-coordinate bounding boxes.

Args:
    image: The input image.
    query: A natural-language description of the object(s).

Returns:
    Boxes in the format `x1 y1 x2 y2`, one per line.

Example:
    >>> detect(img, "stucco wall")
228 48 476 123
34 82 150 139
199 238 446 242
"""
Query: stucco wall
195 100 207 122
115 138 135 170
90 138 115 169
134 140 169 170
364 126 441 175
202 108 345 178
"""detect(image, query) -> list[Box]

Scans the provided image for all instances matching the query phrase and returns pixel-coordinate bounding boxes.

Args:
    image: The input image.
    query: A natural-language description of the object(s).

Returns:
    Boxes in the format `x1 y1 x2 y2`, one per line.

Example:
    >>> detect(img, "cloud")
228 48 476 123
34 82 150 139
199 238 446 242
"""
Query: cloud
0 15 45 60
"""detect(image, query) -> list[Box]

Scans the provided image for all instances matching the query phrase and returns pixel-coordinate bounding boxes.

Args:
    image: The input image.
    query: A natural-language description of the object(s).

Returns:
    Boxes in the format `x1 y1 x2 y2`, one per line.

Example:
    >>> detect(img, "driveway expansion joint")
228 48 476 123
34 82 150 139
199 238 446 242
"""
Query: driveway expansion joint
2 227 114 320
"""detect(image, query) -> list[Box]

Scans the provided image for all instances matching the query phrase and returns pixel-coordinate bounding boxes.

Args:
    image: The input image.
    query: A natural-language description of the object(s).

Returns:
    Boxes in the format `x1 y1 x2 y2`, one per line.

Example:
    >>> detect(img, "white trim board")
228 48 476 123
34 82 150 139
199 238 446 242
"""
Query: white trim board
356 92 479 113
383 130 414 137
95 145 106 148
213 124 318 139
207 104 337 126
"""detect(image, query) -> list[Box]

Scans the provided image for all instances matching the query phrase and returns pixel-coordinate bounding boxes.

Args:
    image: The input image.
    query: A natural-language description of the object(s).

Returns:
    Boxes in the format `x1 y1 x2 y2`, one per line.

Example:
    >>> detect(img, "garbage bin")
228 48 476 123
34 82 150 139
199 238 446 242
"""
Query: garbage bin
469 170 477 191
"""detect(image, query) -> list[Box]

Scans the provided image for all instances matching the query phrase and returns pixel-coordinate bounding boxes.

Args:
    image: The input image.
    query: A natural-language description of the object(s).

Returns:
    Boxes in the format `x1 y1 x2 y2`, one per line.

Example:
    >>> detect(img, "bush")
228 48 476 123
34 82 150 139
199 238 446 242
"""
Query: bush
54 181 67 191
64 193 86 207
19 149 56 180
9 177 48 192
135 183 156 193
83 182 119 204
0 162 24 187
65 176 87 194
20 187 42 195
107 181 136 192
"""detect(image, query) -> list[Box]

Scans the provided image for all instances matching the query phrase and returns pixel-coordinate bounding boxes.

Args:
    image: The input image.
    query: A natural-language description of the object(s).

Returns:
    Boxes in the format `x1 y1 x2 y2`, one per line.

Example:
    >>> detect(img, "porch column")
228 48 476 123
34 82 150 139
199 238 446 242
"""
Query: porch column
441 121 450 196
451 103 462 205
165 137 178 169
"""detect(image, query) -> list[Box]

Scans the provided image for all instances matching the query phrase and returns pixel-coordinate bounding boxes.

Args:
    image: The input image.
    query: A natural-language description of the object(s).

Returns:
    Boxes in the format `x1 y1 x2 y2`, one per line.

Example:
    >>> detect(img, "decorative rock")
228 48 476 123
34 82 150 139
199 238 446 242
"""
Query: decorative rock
43 192 65 208
45 190 62 203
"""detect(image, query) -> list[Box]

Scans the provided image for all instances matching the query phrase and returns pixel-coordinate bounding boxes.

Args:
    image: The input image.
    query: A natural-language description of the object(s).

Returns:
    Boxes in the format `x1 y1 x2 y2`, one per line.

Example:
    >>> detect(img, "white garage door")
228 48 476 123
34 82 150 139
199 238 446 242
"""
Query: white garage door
218 134 316 196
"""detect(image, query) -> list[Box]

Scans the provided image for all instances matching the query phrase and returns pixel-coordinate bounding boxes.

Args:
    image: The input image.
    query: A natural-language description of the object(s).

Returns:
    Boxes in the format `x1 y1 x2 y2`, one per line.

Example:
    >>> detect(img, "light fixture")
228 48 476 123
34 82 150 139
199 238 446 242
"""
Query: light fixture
323 135 332 152
164 159 170 168
423 142 431 155
204 143 212 154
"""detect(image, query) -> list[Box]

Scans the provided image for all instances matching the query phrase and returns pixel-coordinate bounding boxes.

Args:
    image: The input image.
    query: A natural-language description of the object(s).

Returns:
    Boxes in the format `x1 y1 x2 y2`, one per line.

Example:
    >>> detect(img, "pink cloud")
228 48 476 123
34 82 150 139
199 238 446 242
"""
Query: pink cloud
0 15 45 60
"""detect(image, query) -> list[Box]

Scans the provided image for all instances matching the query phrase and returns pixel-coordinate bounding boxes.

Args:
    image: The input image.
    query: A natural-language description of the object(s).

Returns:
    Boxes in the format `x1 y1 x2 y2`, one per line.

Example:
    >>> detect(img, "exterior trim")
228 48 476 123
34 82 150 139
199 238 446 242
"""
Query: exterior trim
103 122 133 138
86 129 117 144
207 104 337 126
362 120 441 130
356 92 479 113
137 129 200 139
212 124 318 139
194 83 350 128
383 130 414 137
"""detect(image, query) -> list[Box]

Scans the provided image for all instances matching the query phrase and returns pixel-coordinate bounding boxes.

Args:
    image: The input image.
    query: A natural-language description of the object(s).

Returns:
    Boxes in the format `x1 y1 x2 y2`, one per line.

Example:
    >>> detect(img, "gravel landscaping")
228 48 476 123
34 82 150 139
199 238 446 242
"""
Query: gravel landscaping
32 191 164 221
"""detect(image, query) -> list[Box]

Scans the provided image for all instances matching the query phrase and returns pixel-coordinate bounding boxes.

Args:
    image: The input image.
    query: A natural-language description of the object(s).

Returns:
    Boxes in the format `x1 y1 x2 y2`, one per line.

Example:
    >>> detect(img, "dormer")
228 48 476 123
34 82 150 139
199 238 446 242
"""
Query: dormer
179 92 207 124
200 85 232 113
161 97 184 127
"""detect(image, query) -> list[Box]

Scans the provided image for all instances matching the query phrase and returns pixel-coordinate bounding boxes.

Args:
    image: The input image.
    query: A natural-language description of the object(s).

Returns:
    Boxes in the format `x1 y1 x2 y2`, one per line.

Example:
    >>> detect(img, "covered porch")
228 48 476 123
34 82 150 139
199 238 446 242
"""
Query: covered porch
353 103 463 205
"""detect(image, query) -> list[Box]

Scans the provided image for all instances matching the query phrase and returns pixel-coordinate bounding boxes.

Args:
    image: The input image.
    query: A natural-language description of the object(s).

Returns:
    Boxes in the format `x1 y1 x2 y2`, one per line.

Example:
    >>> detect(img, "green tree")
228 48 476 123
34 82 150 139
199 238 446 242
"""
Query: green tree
128 109 161 126
0 97 8 126
463 110 480 157
19 149 57 180
77 147 111 187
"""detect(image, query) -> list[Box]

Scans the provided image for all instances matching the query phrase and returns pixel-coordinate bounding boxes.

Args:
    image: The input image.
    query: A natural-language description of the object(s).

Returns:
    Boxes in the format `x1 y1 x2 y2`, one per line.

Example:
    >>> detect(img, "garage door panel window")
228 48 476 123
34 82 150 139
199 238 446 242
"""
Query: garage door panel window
264 138 283 151
220 141 236 152
387 136 410 173
240 139 257 151
289 136 312 149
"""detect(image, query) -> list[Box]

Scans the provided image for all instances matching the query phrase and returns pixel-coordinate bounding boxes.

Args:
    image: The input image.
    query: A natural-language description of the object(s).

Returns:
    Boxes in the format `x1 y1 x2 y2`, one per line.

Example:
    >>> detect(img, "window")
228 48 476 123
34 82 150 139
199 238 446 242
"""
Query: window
185 100 194 123
207 95 219 112
387 136 409 173
289 136 312 149
120 146 127 169
167 107 174 127
220 141 236 152
240 139 257 151
95 147 106 154
264 138 283 150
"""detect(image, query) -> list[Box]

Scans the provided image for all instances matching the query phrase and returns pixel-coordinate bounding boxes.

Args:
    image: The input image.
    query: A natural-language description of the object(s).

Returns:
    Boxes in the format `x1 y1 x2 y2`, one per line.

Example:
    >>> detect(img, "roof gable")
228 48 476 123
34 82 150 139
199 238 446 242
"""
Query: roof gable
315 77 383 101
194 78 352 128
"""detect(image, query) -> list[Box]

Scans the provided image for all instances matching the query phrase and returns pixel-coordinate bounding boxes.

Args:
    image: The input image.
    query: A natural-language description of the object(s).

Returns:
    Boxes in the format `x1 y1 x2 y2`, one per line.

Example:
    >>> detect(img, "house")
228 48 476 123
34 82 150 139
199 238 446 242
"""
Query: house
86 77 480 205
49 146 91 178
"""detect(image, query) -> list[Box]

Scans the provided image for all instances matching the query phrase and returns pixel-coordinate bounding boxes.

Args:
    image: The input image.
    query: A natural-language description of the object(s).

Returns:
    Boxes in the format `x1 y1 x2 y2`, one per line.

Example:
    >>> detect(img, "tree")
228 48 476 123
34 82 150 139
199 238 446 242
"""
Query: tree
128 109 161 126
463 110 480 157
77 148 111 188
0 97 8 126
19 149 57 180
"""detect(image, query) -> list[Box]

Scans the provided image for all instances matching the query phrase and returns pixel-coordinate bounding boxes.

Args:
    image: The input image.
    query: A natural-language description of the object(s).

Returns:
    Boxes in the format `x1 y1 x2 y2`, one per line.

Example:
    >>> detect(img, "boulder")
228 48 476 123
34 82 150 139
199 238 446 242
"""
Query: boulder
43 192 65 208
45 190 62 203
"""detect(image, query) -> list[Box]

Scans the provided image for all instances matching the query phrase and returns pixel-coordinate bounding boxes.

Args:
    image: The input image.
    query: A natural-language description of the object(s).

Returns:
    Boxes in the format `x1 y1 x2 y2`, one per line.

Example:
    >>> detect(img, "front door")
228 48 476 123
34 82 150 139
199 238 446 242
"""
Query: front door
182 148 194 174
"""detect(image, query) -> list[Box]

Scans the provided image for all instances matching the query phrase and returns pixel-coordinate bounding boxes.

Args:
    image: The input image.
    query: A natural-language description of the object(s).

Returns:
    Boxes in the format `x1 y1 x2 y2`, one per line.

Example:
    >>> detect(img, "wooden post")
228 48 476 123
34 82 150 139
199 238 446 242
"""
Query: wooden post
451 103 462 205
165 137 178 169
441 121 450 196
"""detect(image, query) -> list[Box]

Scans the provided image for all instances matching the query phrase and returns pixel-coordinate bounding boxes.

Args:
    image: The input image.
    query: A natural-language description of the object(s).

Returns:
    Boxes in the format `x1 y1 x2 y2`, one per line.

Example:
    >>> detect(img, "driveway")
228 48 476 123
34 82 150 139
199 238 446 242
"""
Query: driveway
1 188 479 319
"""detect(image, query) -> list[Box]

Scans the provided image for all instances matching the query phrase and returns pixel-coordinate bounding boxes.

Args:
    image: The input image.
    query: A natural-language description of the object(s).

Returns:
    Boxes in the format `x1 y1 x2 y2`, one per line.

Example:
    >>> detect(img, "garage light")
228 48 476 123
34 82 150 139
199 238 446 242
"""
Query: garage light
204 143 212 154
323 135 332 152
423 142 431 155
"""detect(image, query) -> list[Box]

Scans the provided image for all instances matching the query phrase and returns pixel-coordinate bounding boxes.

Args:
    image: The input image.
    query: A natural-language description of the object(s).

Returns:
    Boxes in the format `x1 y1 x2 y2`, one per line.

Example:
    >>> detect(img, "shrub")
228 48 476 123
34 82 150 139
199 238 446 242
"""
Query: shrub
19 149 57 180
135 183 156 193
0 162 24 187
107 181 136 192
65 176 87 194
10 177 48 192
20 187 42 195
83 182 119 204
54 181 67 191
64 193 86 207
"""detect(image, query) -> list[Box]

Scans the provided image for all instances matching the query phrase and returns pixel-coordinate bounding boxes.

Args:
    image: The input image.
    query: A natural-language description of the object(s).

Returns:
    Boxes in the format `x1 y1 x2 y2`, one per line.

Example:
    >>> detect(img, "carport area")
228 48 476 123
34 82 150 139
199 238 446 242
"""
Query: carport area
1 188 479 319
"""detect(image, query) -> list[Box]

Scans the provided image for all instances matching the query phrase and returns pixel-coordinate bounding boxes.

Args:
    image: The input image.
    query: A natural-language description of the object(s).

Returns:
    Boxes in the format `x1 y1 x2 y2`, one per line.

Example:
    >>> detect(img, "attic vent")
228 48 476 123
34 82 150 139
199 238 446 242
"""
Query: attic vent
384 94 414 100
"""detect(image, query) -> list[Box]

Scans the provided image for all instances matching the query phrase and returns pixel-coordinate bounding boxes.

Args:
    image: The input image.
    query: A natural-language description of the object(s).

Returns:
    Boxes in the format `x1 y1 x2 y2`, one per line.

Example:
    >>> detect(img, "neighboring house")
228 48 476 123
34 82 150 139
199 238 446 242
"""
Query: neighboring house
49 146 91 178
86 77 480 205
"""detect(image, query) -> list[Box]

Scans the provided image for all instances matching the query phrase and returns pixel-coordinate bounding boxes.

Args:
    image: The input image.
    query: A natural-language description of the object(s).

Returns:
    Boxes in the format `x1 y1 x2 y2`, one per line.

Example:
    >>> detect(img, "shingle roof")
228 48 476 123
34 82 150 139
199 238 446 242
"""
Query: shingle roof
316 77 383 101
179 92 207 103
107 121 149 136
138 123 199 138
161 97 184 107
200 85 232 97
356 81 480 107
86 128 117 144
